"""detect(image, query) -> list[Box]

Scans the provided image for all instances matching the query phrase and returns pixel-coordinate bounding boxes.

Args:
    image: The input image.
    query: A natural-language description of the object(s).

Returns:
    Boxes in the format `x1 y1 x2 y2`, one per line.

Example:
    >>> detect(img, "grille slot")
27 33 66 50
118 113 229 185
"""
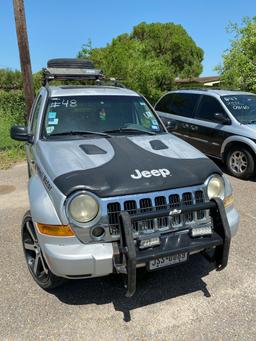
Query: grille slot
169 194 181 226
138 198 154 232
124 200 138 231
195 190 205 220
107 189 209 236
124 200 137 215
107 202 121 235
182 192 194 223
155 196 168 229
139 198 153 213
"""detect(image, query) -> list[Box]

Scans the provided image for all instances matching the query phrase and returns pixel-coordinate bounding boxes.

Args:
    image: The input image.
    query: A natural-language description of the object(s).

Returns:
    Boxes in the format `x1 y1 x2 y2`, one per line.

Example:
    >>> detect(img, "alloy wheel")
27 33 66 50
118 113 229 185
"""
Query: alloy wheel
229 150 248 175
22 220 49 282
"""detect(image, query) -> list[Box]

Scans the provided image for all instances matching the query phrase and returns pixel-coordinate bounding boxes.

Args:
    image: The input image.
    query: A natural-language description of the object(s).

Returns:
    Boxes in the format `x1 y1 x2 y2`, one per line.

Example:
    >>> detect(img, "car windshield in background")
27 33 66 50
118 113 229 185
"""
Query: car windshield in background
221 95 256 124
43 95 164 138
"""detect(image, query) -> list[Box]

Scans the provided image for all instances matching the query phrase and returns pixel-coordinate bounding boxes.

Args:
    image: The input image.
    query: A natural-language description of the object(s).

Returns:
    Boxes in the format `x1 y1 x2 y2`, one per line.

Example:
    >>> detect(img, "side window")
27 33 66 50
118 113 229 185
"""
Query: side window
30 95 42 135
156 93 199 118
196 95 226 122
170 94 199 118
155 94 174 113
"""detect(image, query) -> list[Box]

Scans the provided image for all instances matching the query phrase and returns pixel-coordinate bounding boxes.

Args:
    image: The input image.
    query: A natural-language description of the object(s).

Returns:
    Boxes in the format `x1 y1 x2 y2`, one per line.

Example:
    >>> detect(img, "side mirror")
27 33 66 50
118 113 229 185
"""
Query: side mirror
165 120 177 131
214 113 231 125
10 125 32 142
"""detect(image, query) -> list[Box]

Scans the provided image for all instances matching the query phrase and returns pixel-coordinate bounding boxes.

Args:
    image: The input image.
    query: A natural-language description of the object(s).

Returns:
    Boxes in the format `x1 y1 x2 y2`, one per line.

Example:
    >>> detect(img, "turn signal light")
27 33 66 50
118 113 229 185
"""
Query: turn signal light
37 223 75 236
224 194 234 208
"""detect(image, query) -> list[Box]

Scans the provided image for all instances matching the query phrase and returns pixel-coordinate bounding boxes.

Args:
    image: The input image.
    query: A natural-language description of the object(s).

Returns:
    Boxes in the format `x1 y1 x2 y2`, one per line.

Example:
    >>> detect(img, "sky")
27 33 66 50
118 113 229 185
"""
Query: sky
1 0 256 76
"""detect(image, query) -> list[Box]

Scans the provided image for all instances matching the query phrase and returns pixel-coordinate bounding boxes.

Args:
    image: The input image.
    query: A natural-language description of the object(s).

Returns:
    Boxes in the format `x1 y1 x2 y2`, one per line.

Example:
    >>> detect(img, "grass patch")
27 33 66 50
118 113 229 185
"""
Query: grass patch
0 113 26 169
0 147 26 169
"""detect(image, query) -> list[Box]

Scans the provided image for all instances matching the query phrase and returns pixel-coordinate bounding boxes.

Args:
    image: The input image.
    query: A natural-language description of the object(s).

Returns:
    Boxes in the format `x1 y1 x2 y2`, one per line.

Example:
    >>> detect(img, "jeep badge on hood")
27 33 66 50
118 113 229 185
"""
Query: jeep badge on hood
131 168 171 179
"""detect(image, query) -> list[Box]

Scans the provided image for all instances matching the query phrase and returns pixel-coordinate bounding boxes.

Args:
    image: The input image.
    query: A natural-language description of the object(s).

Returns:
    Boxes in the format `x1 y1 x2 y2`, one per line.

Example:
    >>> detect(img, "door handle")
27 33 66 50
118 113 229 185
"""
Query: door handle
181 123 189 129
190 125 198 131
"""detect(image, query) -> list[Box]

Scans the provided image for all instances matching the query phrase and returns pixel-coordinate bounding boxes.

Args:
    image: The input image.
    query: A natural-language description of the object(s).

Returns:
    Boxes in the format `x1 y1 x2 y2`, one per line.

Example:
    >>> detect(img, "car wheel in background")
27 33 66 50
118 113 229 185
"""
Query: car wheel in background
226 146 255 179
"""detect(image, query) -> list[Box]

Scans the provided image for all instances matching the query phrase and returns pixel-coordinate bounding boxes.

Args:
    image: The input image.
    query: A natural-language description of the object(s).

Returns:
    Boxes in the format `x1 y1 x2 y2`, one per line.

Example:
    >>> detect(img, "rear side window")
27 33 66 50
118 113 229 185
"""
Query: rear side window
30 95 42 135
156 93 199 118
155 94 173 112
196 95 226 122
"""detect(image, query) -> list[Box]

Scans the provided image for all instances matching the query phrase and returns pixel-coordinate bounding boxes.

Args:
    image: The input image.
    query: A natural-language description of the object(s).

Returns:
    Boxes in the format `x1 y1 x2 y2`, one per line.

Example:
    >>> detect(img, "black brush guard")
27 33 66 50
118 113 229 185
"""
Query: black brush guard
113 197 231 297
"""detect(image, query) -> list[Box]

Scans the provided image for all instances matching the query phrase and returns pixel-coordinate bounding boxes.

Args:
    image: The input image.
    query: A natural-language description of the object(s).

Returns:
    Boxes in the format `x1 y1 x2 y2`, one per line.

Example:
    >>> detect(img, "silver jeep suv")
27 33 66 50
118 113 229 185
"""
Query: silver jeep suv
11 59 239 296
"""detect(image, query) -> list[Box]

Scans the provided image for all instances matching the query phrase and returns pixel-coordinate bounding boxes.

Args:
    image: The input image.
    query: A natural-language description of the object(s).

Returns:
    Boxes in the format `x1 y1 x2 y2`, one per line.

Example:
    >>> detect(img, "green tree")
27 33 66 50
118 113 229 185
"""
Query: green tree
78 22 203 103
217 17 256 92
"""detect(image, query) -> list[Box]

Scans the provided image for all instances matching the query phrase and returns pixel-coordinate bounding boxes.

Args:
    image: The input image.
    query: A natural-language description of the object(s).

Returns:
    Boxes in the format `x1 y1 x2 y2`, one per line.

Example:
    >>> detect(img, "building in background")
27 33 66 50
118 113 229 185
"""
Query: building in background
175 76 221 88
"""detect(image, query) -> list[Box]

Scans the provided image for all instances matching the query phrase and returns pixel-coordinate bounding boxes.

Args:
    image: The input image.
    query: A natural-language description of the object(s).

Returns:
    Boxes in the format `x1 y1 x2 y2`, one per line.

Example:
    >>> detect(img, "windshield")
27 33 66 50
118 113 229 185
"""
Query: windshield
43 95 164 138
221 95 256 124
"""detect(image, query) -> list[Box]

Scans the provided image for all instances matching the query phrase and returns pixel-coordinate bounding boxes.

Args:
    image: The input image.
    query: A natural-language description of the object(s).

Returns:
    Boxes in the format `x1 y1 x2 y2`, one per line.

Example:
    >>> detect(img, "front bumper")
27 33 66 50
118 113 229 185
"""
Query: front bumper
115 197 232 296
40 241 113 278
38 198 239 288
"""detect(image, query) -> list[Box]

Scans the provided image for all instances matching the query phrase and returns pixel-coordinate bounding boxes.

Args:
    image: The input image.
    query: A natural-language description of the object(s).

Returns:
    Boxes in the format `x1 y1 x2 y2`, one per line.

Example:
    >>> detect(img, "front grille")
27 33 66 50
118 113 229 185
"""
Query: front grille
107 189 209 236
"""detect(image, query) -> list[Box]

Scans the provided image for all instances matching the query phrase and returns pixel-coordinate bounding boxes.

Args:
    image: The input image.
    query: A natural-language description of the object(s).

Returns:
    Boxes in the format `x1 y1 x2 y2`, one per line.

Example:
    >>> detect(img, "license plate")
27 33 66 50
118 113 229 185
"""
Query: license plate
149 252 188 270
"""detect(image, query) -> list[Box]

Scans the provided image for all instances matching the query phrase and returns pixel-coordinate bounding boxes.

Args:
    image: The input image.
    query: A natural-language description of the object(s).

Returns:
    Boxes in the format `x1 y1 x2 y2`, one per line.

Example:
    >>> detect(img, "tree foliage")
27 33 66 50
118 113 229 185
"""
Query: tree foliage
0 69 23 90
217 17 256 92
78 22 204 103
0 68 42 92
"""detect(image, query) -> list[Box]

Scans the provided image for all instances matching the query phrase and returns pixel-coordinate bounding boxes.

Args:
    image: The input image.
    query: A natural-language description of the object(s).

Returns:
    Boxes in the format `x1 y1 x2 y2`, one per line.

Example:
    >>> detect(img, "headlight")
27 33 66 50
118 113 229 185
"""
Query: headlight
68 193 99 223
207 175 225 200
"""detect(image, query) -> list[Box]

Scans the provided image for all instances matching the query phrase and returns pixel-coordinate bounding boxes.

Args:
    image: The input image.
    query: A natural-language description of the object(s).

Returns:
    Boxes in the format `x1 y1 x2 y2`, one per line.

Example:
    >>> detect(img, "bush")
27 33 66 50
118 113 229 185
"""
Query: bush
0 68 23 90
0 90 25 122
0 90 26 168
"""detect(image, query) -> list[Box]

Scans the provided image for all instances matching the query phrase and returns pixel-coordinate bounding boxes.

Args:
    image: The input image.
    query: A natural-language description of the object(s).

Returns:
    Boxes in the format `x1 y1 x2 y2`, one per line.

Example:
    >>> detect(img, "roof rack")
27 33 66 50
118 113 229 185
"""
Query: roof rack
95 78 126 88
42 58 104 86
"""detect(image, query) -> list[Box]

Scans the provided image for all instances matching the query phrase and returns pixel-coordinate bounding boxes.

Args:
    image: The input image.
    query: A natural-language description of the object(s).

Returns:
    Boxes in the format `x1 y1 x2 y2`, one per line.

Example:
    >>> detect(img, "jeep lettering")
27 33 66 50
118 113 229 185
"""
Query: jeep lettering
130 168 171 179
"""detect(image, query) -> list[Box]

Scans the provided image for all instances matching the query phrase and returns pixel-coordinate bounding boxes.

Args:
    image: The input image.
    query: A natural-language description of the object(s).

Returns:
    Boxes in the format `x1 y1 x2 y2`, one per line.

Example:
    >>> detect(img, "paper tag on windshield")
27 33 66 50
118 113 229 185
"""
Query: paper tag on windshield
48 112 57 119
46 126 55 134
48 118 59 125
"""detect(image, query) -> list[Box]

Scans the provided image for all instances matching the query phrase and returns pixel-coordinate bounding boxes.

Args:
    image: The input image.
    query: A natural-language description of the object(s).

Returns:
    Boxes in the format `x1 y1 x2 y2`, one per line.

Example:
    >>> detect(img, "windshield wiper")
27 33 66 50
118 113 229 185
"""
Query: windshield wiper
49 130 111 138
104 128 157 135
246 120 256 124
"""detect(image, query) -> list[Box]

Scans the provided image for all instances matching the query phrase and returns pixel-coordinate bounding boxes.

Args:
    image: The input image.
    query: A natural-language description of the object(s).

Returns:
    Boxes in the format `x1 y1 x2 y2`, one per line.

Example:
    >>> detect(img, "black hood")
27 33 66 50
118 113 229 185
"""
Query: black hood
53 136 221 197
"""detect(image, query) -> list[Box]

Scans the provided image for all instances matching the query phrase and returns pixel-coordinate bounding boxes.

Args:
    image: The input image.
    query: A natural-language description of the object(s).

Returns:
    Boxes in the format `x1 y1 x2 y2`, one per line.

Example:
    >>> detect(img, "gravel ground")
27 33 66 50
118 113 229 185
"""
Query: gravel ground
0 162 255 341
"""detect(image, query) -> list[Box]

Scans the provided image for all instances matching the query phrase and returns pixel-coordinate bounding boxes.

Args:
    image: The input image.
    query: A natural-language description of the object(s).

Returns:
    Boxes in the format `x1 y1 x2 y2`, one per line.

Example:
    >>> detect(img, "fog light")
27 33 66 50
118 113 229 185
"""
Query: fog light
191 226 212 237
139 237 160 249
91 226 105 239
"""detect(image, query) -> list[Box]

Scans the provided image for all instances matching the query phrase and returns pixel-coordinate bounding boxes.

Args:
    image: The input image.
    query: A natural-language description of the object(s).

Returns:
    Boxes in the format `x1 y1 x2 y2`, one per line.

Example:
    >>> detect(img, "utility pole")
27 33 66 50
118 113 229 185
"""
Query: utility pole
13 0 34 118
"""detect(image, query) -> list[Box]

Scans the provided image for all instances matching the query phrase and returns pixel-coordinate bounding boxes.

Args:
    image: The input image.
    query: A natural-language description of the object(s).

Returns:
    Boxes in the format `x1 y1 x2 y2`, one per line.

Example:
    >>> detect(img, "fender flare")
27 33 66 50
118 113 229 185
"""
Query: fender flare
221 136 256 158
28 174 62 225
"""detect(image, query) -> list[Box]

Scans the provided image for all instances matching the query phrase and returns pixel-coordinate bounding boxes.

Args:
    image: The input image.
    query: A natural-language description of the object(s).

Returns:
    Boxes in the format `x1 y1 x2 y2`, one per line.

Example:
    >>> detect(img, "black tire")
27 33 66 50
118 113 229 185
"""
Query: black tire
47 58 94 69
22 211 65 290
226 146 255 179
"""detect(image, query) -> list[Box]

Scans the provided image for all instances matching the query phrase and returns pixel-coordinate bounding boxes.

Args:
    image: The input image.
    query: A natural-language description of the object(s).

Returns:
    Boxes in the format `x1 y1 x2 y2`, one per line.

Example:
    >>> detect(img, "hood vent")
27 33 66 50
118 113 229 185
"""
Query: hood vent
150 140 169 150
80 144 107 155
